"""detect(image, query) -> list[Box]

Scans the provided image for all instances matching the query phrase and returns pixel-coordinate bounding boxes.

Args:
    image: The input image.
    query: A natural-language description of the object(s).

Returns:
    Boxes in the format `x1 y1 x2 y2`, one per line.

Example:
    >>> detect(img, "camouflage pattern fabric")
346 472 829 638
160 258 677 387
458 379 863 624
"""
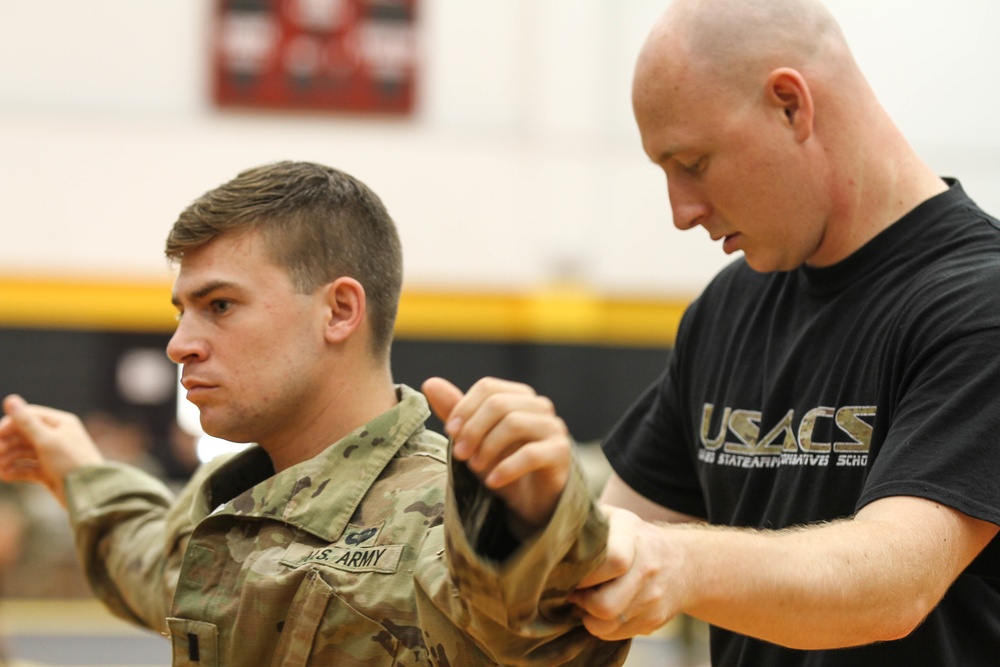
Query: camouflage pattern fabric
65 385 628 666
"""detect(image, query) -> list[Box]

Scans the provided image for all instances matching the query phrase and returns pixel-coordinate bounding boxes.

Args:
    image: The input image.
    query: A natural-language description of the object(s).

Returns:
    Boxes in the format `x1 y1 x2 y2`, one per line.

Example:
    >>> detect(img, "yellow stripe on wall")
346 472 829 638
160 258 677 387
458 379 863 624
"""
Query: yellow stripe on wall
0 277 177 332
0 277 687 347
397 288 686 346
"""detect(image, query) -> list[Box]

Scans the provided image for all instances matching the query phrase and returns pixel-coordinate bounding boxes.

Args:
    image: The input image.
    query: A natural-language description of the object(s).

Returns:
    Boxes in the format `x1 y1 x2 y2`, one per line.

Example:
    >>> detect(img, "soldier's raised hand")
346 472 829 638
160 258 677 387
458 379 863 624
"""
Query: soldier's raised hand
0 395 104 507
422 377 572 530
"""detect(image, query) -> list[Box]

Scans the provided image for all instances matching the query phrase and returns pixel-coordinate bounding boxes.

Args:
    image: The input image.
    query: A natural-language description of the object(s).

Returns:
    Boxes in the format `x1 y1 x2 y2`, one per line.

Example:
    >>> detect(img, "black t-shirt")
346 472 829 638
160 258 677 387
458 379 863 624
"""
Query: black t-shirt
603 181 1000 666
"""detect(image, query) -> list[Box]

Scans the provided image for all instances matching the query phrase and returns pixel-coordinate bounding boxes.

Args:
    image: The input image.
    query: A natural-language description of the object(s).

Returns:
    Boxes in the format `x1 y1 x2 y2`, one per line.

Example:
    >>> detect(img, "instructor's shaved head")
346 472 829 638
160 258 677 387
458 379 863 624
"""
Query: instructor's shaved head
633 0 865 121
645 0 846 82
631 0 945 273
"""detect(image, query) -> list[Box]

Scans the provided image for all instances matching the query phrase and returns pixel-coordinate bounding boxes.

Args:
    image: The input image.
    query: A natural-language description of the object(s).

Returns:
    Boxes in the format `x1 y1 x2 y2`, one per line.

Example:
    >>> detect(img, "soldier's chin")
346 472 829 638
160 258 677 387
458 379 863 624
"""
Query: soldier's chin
199 419 246 445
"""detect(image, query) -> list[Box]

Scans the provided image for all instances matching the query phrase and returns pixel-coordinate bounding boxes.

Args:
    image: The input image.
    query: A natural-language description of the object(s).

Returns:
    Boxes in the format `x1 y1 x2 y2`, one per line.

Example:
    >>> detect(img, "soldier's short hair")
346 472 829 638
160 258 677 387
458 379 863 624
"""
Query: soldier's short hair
165 161 403 359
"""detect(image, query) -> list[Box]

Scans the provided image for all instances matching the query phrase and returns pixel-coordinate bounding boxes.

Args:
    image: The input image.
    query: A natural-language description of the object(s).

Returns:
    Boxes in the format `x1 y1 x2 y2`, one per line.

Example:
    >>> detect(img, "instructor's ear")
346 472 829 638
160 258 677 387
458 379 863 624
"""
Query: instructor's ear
766 67 814 142
323 277 366 344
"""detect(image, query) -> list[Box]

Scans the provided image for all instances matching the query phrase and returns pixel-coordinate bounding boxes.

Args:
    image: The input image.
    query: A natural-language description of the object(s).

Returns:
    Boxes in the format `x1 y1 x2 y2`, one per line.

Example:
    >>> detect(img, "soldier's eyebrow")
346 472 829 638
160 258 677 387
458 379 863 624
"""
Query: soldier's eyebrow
171 280 238 308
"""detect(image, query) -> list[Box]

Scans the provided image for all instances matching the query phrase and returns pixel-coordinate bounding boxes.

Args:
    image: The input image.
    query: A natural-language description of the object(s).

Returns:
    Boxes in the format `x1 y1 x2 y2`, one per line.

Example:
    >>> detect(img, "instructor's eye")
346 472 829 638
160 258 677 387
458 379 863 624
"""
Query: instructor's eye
682 157 706 174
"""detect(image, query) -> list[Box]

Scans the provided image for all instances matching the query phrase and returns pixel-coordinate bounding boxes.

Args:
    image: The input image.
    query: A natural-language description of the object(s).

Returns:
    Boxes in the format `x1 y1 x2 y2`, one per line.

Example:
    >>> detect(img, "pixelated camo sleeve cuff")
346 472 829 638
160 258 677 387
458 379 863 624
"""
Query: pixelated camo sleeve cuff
65 462 174 526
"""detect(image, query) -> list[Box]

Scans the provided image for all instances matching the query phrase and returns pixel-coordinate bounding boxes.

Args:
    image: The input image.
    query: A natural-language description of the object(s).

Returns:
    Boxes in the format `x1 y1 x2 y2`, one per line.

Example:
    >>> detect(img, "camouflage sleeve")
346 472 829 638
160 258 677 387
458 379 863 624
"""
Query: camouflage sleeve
415 453 631 666
65 461 202 634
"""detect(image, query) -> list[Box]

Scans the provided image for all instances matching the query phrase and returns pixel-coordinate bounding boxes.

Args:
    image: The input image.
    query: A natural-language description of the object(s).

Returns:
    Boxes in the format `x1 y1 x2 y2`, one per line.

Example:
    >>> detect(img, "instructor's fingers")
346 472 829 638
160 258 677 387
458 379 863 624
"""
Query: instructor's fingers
576 506 637 589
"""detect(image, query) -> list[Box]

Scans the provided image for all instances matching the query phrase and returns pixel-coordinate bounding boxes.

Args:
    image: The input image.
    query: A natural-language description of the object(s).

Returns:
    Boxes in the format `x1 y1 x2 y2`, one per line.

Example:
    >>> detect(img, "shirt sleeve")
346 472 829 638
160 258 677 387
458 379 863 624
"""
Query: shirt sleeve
65 461 203 633
859 316 1000 530
415 452 630 666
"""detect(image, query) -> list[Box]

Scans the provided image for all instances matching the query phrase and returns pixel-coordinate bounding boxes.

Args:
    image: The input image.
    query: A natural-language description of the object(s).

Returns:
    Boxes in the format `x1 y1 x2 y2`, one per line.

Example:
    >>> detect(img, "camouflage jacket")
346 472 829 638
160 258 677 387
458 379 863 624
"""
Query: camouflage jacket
66 385 628 666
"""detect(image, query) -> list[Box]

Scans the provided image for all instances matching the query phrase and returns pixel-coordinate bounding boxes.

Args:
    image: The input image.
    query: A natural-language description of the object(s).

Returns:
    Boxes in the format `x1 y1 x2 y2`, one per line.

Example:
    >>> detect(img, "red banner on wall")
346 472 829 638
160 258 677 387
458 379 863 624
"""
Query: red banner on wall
212 0 417 115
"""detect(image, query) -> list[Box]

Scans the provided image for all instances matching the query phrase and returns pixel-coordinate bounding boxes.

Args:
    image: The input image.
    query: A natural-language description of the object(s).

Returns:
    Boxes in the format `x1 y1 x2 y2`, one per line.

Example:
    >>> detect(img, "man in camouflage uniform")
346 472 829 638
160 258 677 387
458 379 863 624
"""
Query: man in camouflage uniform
0 162 628 666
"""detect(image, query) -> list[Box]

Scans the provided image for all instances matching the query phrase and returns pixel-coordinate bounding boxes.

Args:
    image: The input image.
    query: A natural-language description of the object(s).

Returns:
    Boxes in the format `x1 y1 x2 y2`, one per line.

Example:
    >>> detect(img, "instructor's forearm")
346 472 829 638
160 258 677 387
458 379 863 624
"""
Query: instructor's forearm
670 497 994 649
673 521 925 647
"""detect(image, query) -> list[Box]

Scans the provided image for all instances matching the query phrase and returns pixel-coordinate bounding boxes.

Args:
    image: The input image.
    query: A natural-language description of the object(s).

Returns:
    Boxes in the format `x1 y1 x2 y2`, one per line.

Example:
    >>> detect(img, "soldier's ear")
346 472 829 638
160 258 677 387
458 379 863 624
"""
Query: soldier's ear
322 278 366 344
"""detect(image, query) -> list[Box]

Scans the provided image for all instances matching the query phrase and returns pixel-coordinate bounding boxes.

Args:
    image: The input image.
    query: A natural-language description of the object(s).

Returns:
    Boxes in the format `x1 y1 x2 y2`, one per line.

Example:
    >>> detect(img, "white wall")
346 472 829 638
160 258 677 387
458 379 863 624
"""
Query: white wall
1 0 997 298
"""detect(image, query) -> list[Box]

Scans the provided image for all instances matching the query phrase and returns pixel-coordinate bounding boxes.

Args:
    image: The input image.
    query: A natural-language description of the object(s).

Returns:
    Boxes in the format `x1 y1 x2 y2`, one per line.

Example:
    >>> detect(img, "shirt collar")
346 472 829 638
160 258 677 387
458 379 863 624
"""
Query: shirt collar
194 384 433 543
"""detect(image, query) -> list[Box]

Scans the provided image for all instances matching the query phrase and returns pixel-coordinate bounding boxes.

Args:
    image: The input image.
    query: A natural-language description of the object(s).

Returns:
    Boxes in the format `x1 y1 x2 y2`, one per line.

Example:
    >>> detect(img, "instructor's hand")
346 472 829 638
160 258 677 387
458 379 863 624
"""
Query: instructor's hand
570 505 683 640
